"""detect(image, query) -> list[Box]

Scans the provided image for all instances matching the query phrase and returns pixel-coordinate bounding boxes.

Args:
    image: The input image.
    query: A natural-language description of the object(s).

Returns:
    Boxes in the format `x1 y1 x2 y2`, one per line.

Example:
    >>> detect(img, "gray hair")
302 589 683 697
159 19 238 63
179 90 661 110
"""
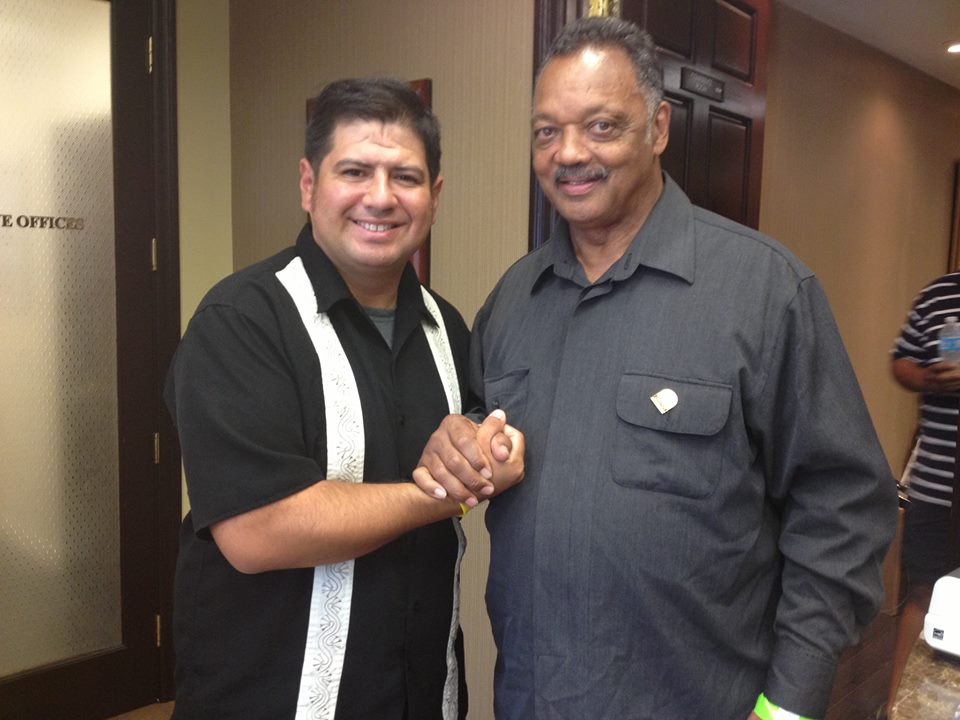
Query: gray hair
538 17 664 119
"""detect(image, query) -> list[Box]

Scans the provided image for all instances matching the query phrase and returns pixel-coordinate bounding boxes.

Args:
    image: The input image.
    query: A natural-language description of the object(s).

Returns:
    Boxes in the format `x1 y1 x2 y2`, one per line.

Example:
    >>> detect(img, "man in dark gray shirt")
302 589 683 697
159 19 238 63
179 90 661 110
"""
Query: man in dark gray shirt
415 17 897 720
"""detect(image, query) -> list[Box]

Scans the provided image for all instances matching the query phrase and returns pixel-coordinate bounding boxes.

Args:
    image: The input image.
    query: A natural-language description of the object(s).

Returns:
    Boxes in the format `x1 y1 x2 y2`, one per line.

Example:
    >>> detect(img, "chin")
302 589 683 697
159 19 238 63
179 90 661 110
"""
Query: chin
553 201 602 225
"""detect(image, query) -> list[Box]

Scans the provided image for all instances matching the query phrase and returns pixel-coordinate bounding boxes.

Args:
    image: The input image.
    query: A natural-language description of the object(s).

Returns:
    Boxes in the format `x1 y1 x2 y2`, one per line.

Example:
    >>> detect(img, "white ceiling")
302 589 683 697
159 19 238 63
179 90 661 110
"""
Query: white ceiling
777 0 960 91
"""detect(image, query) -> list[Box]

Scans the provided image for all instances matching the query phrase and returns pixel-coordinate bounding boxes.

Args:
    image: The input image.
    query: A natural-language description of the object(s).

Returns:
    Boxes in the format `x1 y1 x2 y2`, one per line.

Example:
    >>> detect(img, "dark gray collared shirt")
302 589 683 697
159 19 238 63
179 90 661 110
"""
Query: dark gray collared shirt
474 176 896 720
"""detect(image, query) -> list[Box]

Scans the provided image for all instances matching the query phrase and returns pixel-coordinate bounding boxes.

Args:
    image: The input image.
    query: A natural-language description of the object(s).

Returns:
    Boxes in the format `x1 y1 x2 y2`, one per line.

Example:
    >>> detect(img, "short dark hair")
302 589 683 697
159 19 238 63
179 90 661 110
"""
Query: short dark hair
304 77 441 183
539 17 663 117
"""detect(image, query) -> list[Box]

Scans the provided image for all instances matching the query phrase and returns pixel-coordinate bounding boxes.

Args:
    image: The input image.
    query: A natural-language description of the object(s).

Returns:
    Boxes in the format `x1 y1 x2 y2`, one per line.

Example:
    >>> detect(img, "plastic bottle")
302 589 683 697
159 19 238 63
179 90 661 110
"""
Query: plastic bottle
939 316 960 364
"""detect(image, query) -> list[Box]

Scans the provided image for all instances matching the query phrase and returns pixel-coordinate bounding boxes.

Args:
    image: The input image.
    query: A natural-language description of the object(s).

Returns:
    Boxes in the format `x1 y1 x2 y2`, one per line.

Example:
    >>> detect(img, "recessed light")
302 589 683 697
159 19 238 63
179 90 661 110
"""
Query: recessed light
947 41 960 54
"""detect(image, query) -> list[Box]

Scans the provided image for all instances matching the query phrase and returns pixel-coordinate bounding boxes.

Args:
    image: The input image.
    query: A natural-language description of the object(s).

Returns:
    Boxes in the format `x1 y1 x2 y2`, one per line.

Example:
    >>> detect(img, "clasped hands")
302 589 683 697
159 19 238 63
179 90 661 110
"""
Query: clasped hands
414 409 525 509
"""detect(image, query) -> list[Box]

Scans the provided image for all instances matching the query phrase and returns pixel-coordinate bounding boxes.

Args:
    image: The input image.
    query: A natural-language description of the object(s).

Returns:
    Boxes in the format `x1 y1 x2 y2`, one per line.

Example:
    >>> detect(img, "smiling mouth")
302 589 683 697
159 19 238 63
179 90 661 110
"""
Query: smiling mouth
556 175 606 196
353 219 398 232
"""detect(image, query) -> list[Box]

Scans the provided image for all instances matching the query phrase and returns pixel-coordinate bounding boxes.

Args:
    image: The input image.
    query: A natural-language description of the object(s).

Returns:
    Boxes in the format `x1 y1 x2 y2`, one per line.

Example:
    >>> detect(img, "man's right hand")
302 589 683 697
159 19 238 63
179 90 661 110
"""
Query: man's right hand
413 410 525 507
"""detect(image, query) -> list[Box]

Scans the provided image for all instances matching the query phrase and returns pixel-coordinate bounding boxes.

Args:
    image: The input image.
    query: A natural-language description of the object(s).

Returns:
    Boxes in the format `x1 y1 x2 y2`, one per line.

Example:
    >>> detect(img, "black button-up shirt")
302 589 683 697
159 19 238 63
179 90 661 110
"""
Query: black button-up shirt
167 225 470 719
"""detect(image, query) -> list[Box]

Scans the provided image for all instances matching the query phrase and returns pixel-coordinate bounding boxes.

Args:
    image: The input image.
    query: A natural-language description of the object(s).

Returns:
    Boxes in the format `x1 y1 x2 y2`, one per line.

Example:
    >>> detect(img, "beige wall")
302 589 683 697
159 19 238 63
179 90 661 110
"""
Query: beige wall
229 0 532 327
177 0 234 328
761 2 960 472
177 0 234 514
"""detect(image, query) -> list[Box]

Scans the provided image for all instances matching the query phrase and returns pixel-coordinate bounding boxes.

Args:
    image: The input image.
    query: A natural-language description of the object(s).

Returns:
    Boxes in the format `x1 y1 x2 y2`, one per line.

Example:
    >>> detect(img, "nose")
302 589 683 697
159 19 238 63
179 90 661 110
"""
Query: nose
364 170 397 210
556 128 590 166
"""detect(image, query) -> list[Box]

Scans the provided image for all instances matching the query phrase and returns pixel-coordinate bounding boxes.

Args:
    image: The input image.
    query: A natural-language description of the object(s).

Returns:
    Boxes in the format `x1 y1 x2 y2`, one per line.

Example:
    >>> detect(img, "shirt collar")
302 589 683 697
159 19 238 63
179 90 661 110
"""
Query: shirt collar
294 223 436 327
530 173 697 293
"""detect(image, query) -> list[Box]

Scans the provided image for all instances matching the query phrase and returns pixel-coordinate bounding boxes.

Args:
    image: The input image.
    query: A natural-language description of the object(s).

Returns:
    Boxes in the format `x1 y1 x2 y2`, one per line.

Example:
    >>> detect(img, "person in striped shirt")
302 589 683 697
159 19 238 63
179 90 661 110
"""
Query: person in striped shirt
883 270 960 718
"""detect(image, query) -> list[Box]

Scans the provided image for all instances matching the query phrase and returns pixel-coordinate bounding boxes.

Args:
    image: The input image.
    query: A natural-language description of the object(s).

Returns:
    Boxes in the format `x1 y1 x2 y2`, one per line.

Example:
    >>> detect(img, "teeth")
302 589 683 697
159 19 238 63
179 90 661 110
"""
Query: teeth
356 221 393 232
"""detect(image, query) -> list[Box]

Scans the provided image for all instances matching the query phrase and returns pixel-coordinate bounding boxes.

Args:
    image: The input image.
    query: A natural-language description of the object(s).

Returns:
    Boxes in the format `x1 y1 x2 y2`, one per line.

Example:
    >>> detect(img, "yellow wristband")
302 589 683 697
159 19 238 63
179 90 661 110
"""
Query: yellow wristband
458 502 471 518
753 693 813 720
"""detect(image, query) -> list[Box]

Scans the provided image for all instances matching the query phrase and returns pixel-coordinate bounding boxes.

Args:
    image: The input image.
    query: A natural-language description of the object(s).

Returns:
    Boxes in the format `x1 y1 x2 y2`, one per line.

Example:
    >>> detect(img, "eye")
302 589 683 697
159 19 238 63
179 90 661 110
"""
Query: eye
589 119 616 137
340 167 366 178
394 172 423 185
533 126 558 143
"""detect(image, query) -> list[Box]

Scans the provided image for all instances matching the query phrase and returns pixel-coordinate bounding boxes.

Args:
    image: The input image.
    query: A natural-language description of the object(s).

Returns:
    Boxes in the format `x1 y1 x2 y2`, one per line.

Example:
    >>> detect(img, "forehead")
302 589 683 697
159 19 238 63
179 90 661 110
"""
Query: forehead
534 46 644 116
326 119 427 166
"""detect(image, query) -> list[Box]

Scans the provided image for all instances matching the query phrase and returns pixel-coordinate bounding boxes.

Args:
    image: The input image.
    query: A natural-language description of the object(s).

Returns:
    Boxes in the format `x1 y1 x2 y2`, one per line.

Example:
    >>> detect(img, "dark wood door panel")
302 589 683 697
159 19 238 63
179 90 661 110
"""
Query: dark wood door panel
630 0 695 59
713 0 759 81
618 0 768 229
636 0 768 229
642 0 766 228
705 109 751 224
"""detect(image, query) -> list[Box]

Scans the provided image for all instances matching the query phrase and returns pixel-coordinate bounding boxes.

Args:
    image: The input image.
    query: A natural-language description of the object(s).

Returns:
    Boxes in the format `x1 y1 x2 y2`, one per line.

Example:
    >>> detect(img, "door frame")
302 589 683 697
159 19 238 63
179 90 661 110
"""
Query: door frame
112 0 182 704
529 0 582 250
150 0 182 701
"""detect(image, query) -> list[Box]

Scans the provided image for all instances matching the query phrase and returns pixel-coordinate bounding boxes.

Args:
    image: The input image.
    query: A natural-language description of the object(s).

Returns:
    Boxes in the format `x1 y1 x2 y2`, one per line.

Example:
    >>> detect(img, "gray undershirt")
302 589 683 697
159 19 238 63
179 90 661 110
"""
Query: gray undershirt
363 305 395 348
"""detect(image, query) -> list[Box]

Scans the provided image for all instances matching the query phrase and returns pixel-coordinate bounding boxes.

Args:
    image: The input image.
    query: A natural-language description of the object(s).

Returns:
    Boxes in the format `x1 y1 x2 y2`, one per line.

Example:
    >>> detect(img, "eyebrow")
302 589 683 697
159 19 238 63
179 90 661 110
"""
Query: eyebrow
333 159 425 177
531 105 620 125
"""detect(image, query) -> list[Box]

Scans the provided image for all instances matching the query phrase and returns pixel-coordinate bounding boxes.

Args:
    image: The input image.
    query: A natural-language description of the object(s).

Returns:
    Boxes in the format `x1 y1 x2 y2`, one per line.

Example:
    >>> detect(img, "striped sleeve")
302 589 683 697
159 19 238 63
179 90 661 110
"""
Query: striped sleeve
892 273 960 365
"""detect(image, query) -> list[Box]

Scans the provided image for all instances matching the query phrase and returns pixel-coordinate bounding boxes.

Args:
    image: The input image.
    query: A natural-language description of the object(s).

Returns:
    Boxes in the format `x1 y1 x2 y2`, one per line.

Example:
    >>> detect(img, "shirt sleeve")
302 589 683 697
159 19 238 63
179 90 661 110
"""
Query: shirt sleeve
165 301 324 533
753 277 898 717
892 287 935 365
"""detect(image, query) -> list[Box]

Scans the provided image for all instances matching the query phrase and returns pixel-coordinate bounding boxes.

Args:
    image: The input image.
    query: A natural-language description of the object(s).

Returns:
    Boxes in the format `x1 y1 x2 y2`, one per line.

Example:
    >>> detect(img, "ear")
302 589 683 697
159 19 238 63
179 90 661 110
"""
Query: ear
298 158 315 213
429 175 443 223
651 101 671 157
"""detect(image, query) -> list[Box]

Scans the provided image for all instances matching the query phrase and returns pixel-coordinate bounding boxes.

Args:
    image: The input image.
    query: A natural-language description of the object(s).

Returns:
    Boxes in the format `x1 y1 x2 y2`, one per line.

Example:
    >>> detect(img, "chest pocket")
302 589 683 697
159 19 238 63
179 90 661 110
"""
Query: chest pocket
613 373 732 499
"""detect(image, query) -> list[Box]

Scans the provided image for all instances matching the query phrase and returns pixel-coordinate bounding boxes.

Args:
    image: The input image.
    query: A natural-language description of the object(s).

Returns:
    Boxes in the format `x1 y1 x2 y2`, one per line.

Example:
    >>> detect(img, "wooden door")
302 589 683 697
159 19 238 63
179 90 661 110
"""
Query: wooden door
627 0 769 229
530 0 769 247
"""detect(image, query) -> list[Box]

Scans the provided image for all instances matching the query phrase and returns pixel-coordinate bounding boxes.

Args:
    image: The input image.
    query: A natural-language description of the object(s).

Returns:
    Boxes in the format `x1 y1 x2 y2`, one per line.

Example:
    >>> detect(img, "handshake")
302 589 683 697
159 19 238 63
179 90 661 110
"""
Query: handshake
413 410 525 510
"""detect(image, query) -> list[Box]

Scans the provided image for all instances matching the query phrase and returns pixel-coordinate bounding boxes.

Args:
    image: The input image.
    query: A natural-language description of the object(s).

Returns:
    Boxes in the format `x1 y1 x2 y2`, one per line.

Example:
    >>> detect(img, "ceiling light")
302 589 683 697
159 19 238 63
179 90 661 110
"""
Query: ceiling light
947 42 960 54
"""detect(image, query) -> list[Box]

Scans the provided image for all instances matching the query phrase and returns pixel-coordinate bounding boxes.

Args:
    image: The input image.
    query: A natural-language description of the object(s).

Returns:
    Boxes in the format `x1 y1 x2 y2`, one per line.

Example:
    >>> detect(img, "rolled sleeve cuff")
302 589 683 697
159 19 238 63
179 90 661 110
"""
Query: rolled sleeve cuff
765 637 838 719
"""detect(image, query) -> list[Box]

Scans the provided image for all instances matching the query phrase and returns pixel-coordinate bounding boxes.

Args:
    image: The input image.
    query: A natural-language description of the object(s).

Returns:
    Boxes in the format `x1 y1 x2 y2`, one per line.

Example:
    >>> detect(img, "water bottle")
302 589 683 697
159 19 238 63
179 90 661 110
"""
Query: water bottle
939 316 960 364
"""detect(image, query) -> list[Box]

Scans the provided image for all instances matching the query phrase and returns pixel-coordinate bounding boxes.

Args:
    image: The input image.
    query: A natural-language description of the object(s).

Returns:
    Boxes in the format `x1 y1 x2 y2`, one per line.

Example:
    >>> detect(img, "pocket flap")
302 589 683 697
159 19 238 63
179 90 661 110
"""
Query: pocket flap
616 373 731 436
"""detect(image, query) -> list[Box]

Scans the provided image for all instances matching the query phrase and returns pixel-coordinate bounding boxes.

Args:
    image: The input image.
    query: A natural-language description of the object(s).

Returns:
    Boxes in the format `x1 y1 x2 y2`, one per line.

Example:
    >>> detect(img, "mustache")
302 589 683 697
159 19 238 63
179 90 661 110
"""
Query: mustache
555 165 609 183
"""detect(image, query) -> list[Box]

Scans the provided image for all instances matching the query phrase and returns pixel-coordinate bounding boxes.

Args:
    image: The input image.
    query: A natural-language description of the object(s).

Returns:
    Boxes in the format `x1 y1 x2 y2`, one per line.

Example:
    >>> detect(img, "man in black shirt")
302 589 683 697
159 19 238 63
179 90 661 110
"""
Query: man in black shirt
166 78 523 720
